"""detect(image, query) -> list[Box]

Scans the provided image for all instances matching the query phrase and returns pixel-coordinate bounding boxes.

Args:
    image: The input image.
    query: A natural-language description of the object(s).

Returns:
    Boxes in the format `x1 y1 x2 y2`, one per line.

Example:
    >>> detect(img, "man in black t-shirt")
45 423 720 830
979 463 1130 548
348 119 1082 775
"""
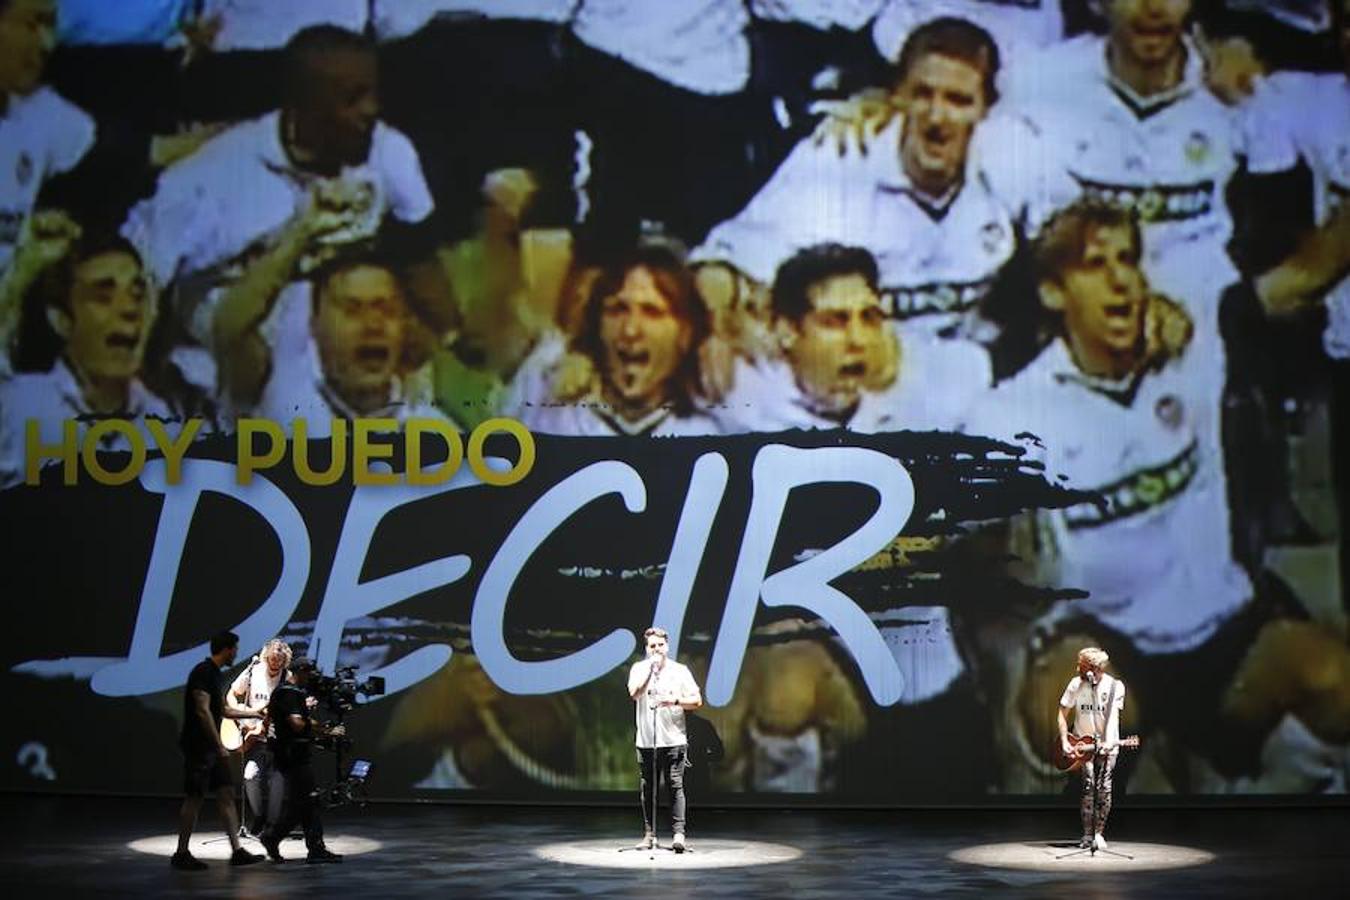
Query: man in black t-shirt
259 658 343 864
173 630 264 871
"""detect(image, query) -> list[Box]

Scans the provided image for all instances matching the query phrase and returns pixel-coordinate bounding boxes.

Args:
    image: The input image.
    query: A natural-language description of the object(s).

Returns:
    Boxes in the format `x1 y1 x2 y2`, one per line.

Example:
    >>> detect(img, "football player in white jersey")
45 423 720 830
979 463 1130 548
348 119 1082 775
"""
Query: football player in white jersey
992 198 1350 792
1000 0 1259 335
219 248 450 439
715 242 991 435
695 17 1073 367
0 0 95 359
123 25 435 412
0 232 192 488
519 242 719 436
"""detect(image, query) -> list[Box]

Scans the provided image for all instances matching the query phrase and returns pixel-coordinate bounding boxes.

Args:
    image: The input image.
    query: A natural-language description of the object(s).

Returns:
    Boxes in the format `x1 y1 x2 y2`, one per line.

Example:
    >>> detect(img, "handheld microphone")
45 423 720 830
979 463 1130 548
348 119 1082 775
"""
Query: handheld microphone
1086 670 1097 686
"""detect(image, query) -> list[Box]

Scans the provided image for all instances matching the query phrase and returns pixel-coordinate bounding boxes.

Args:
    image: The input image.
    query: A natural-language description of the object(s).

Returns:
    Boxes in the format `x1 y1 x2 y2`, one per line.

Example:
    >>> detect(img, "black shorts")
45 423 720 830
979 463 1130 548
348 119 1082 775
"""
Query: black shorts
182 747 233 797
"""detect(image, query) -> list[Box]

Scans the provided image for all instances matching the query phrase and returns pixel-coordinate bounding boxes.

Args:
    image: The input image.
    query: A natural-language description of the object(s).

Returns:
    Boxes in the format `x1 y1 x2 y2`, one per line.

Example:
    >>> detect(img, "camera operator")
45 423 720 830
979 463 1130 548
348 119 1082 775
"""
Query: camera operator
259 658 343 864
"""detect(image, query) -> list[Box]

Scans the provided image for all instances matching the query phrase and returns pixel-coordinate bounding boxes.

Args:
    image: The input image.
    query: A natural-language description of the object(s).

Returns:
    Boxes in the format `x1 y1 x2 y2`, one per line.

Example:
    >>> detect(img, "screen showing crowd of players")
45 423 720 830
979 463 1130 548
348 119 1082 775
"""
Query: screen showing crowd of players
2 1 1349 796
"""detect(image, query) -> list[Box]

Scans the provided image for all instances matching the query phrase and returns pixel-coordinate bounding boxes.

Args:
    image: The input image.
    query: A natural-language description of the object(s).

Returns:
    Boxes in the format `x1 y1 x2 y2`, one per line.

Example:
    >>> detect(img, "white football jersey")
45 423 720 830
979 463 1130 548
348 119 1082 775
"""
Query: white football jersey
695 114 1072 342
572 0 750 95
1248 72 1350 359
1005 35 1248 329
984 337 1252 654
0 87 95 274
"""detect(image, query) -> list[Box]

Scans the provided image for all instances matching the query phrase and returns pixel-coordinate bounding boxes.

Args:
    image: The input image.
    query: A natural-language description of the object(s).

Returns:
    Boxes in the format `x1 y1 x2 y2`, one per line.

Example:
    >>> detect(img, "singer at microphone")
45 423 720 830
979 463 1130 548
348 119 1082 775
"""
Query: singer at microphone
626 626 702 853
1056 647 1126 851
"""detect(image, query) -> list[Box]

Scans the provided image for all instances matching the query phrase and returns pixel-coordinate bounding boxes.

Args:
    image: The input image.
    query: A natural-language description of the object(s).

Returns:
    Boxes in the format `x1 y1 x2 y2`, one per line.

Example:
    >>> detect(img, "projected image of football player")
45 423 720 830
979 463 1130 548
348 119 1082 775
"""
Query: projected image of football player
992 199 1350 794
716 242 989 435
123 24 433 413
519 242 719 436
695 17 1073 361
220 250 449 437
0 232 196 487
0 0 95 354
998 0 1265 335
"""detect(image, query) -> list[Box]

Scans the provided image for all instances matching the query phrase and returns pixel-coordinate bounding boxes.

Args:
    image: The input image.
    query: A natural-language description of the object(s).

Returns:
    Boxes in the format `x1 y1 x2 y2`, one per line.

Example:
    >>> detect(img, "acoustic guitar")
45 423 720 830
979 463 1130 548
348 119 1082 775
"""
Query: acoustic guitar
1053 733 1140 773
220 713 268 754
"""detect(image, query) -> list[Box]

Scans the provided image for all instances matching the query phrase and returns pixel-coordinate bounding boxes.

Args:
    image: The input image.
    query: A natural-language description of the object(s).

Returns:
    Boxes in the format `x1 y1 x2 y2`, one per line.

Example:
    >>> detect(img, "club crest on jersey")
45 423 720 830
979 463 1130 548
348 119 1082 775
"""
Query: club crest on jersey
15 151 33 188
1185 131 1211 166
1155 394 1184 430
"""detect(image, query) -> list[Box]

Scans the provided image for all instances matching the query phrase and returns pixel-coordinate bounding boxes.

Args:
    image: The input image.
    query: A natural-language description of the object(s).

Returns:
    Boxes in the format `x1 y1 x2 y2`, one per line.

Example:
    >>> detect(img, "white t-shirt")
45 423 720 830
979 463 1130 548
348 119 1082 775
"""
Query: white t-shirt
0 87 95 273
695 114 1074 343
199 0 369 51
572 0 751 95
371 0 575 40
123 110 433 397
1059 672 1124 745
1246 72 1350 360
631 657 701 748
1004 35 1250 332
872 0 1066 93
0 359 180 489
230 657 285 737
982 337 1252 654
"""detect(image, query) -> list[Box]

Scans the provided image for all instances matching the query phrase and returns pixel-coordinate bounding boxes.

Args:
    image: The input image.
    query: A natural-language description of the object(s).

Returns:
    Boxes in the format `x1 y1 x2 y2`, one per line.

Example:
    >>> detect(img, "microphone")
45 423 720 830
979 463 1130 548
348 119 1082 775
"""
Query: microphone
1086 670 1097 686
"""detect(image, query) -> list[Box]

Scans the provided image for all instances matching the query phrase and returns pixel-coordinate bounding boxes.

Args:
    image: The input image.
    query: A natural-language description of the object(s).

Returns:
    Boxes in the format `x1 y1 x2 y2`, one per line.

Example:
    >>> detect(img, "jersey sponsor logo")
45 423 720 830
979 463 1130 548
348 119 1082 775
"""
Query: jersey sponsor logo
1071 174 1214 223
884 276 995 320
1063 439 1199 530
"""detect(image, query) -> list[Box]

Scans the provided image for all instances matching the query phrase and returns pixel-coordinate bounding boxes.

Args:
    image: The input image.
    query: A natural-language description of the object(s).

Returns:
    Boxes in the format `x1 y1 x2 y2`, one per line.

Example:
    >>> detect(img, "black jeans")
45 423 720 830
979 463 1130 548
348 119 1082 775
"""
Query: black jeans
262 760 324 853
637 746 688 836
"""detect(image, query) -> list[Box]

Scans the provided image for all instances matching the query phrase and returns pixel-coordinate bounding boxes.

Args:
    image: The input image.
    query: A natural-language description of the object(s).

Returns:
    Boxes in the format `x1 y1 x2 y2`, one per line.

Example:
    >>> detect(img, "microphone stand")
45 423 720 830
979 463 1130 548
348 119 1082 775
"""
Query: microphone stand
620 660 668 857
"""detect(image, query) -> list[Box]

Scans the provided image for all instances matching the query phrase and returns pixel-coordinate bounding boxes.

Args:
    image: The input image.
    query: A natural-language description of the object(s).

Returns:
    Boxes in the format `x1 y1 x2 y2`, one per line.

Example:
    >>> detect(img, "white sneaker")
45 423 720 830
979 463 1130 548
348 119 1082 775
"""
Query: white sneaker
672 833 686 853
635 833 653 850
1093 833 1108 851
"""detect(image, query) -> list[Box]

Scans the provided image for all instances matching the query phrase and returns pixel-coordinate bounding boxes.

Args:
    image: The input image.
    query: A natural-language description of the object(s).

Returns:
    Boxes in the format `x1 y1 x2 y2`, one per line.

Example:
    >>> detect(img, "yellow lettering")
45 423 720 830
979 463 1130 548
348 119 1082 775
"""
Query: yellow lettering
466 417 535 487
236 419 287 485
353 418 399 486
146 418 203 485
82 420 147 485
293 418 348 486
25 419 79 485
405 418 463 486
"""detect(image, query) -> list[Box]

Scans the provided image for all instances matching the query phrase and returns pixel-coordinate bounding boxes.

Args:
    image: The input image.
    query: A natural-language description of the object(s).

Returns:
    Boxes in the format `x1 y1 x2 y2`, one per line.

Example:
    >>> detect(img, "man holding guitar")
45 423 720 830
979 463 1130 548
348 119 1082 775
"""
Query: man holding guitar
1057 647 1134 851
227 639 292 835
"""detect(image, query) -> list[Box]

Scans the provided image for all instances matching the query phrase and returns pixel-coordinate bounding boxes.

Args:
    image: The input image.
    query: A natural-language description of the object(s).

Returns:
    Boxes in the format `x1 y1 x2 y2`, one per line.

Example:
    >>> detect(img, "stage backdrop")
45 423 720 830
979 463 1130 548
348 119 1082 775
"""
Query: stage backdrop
2 0 1348 803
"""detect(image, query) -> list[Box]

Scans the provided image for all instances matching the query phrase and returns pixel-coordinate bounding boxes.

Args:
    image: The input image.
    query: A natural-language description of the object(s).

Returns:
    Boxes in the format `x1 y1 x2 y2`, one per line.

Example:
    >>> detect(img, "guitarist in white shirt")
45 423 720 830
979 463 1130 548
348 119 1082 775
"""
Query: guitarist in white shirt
1057 647 1126 851
227 639 292 835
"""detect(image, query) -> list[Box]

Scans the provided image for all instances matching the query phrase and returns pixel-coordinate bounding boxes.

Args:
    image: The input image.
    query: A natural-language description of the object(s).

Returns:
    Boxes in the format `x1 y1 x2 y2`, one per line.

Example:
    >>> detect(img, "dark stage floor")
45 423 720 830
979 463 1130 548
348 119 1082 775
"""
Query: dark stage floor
4 795 1348 898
